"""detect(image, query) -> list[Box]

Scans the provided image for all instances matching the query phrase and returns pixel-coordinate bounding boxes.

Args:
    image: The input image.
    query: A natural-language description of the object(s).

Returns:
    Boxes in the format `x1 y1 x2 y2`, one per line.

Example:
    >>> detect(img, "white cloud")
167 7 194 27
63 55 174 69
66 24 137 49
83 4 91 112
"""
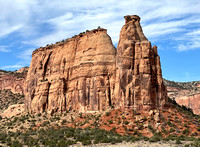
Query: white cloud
1 64 23 70
187 29 200 36
0 24 22 38
48 13 74 24
0 0 200 62
0 46 11 53
178 41 200 51
17 48 35 62
177 26 200 51
22 0 200 50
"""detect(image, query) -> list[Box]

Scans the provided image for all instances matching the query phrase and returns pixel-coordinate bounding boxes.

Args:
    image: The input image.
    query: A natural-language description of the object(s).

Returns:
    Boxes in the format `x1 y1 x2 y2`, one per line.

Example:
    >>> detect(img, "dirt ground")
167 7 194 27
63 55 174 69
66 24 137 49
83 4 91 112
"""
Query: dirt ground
70 140 192 147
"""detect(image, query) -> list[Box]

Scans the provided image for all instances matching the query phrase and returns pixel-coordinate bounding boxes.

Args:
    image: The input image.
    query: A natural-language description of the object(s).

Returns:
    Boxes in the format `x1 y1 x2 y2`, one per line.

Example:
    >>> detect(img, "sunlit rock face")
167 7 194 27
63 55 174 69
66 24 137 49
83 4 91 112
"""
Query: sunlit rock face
115 15 167 110
25 28 116 114
25 15 167 114
0 67 28 95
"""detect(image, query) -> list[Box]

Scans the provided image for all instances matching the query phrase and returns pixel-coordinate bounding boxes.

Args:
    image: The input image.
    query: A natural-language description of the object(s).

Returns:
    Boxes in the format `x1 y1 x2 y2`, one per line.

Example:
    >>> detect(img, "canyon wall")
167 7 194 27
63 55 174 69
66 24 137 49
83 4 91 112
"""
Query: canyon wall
164 79 200 114
25 28 116 113
0 67 28 95
25 15 167 114
175 94 200 114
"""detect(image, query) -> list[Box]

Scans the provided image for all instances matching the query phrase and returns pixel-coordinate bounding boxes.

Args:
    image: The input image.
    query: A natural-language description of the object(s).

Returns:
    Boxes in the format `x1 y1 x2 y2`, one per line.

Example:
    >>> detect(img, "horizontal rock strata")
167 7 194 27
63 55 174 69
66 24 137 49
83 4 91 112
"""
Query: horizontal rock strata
25 15 167 114
0 67 28 94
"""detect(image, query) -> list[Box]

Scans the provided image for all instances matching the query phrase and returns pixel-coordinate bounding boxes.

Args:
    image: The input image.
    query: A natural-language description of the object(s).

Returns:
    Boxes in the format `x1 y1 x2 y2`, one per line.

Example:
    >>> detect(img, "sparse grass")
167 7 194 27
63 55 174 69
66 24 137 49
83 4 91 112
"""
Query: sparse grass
0 96 200 146
0 89 24 111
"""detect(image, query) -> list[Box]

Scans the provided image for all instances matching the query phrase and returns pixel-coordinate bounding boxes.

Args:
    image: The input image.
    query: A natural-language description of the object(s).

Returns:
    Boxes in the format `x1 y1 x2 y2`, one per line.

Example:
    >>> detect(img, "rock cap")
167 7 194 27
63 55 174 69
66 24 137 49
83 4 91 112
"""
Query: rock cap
124 15 141 24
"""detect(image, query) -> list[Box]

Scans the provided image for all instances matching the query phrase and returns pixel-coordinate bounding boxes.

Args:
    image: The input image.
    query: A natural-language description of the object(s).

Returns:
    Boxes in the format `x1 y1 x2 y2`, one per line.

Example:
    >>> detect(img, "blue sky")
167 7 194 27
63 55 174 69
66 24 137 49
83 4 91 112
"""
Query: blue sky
0 0 200 82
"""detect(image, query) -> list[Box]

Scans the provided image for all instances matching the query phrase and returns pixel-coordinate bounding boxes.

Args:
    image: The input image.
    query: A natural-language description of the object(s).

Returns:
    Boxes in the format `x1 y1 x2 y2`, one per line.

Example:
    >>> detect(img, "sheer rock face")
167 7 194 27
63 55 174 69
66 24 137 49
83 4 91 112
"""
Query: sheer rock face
25 15 167 114
175 94 200 114
164 80 200 114
114 15 167 110
25 28 116 113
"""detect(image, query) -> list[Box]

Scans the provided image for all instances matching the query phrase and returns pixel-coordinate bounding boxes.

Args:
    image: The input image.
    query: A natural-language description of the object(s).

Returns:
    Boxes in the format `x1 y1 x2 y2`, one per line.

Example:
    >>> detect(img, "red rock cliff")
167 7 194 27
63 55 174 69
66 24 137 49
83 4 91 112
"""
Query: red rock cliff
0 67 28 95
25 15 167 114
175 94 200 114
25 28 116 113
164 79 200 114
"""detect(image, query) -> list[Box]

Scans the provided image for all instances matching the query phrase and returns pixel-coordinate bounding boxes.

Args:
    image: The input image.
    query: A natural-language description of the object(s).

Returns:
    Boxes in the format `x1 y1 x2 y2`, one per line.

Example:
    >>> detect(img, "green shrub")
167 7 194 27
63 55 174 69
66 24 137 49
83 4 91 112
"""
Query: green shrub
11 140 23 147
149 133 161 142
117 120 121 125
37 113 41 117
57 139 67 147
110 127 116 133
82 139 91 145
175 138 182 144
182 128 189 135
61 119 67 125
124 121 129 125
66 140 76 146
106 112 111 116
191 140 200 147
0 132 7 142
65 128 75 138
149 136 160 142
108 120 113 124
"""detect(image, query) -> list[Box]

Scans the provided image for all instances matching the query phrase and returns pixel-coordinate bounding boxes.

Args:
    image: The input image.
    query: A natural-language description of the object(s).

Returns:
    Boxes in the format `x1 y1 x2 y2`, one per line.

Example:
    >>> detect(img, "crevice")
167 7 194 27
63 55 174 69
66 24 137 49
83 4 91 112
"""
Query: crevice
44 82 51 111
83 78 86 106
108 76 112 106
108 86 111 106
62 78 67 110
43 52 52 79
128 88 131 106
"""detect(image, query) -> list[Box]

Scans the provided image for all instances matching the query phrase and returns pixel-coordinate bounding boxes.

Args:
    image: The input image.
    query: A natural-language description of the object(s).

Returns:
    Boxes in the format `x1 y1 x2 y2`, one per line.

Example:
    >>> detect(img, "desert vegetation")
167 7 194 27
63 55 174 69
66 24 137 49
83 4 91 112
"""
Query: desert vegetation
0 98 200 146
0 89 24 112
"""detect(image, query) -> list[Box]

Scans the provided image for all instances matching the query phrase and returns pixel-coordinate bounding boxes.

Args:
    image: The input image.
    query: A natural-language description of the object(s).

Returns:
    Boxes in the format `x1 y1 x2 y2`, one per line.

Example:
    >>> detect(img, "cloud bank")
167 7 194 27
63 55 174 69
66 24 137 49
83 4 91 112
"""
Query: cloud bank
0 0 200 69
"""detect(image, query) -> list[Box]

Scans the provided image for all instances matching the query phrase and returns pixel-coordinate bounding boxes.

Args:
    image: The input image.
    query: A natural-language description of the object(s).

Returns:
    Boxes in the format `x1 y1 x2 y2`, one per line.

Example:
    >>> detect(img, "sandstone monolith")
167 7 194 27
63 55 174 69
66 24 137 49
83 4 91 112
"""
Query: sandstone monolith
25 15 167 114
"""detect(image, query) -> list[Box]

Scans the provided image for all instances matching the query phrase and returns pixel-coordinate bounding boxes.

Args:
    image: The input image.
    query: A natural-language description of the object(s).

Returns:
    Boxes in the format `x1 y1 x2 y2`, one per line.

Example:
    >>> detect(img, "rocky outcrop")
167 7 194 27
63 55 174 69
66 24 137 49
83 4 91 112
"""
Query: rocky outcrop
114 15 167 110
25 28 116 113
164 79 200 114
0 104 25 118
0 89 25 113
25 15 167 114
175 94 200 114
0 67 28 95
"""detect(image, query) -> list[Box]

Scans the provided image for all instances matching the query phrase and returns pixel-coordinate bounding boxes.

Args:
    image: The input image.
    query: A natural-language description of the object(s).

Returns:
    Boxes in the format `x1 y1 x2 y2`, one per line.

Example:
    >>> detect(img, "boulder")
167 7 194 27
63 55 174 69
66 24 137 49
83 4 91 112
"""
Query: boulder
1 104 25 118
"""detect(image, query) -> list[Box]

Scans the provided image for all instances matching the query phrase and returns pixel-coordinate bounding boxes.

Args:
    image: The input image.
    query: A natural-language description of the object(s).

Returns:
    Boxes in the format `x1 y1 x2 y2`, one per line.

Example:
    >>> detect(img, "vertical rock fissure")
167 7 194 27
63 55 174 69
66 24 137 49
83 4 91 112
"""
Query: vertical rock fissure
45 82 51 111
43 52 52 79
108 76 112 106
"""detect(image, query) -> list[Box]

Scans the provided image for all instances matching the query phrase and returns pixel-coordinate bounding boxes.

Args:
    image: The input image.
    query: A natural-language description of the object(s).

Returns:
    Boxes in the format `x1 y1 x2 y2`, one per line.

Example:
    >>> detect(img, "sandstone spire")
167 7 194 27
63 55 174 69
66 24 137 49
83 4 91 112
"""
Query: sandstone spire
115 15 167 110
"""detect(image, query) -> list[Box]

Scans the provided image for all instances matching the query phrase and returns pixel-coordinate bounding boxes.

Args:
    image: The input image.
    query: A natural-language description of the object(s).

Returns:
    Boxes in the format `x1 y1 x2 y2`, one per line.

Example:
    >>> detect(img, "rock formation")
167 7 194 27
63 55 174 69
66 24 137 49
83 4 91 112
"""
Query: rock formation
0 67 28 95
164 79 200 114
25 28 116 113
175 94 200 114
25 15 167 114
0 104 25 118
114 15 167 110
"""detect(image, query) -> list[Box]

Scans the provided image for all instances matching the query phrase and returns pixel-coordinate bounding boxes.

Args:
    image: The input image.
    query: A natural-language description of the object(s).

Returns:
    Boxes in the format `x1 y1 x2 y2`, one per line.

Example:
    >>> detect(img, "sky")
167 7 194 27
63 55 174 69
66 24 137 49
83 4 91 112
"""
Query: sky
0 0 200 82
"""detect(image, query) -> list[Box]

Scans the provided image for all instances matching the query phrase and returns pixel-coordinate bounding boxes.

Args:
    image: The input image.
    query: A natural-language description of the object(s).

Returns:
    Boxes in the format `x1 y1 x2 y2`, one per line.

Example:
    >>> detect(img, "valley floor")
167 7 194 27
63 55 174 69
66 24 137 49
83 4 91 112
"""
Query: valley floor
69 141 193 147
0 140 195 147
